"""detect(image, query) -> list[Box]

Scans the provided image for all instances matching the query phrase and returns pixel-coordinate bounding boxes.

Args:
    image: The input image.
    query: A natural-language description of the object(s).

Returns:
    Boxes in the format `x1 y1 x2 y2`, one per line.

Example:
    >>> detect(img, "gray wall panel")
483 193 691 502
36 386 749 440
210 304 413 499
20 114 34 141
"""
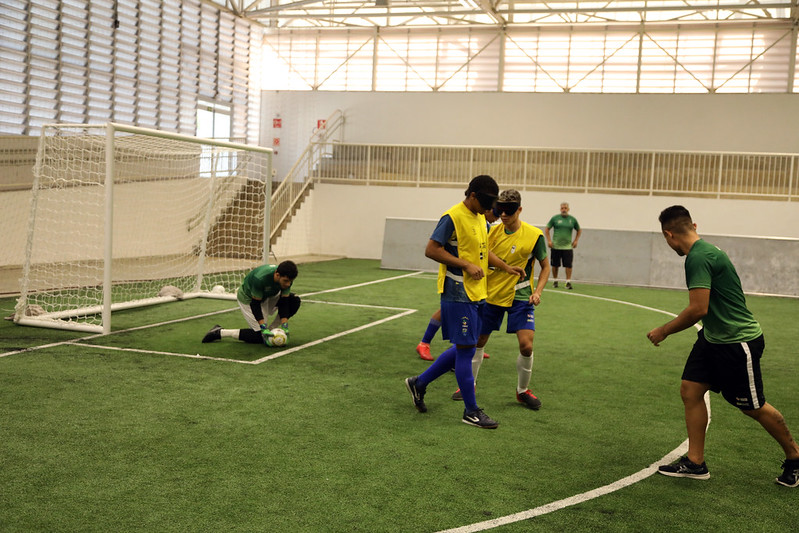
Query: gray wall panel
381 218 439 272
381 218 799 297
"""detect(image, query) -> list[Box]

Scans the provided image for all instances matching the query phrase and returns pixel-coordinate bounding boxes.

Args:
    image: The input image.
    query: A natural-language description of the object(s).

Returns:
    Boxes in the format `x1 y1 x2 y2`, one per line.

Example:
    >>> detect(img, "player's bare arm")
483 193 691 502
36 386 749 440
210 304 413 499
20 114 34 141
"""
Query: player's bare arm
572 228 582 248
647 287 709 346
425 239 484 280
530 257 551 306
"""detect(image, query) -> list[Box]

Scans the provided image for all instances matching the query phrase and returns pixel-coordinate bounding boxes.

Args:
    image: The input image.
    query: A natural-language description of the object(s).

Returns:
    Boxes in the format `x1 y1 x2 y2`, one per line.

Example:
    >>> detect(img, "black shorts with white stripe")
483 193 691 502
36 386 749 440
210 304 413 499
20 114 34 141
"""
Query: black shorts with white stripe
682 329 766 410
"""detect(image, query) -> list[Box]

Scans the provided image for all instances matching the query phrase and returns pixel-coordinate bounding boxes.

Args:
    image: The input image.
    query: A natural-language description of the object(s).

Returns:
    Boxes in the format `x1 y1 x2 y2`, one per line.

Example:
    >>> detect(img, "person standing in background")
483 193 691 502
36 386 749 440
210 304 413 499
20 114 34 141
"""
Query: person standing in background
545 202 581 289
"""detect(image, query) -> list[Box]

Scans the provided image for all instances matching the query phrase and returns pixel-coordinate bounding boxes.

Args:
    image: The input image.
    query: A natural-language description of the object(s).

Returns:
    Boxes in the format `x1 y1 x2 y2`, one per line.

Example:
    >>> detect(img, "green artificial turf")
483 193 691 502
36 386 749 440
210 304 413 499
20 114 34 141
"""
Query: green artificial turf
1 259 797 532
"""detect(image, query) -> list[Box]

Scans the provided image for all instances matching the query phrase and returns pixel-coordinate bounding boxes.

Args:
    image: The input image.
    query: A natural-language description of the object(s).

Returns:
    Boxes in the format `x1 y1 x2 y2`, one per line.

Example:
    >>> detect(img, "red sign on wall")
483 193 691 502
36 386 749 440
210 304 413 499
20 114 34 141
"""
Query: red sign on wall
272 137 280 147
317 119 327 130
273 118 282 128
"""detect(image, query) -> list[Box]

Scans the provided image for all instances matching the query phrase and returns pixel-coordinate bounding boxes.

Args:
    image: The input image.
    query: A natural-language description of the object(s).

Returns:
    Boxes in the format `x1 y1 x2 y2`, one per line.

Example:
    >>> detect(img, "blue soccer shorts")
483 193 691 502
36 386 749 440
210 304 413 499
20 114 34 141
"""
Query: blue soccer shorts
480 300 535 335
440 300 483 346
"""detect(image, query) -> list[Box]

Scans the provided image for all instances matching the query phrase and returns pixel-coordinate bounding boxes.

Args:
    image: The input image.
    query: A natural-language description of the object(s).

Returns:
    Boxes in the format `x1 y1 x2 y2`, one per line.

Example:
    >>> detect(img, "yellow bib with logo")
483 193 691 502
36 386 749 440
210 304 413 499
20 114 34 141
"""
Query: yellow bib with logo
436 202 488 301
486 222 543 307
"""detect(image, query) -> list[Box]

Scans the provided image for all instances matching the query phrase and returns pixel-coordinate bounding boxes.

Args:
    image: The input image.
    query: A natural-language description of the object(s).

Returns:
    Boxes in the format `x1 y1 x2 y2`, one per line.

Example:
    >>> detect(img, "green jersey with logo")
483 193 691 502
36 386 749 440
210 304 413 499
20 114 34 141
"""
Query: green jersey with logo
546 214 580 250
684 239 762 344
237 264 291 304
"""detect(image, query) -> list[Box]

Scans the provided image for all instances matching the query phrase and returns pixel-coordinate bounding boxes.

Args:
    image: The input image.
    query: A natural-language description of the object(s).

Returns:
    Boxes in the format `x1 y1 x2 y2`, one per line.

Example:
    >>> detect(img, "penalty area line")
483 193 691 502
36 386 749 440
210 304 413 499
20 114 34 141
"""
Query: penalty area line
0 272 425 360
252 308 416 364
0 307 240 359
70 342 257 364
298 270 424 298
64 302 417 365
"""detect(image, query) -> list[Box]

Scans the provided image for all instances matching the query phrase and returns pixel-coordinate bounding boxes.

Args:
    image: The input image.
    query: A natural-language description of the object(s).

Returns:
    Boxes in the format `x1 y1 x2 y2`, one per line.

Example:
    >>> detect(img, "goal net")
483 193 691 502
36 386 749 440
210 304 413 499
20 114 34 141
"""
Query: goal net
15 123 272 334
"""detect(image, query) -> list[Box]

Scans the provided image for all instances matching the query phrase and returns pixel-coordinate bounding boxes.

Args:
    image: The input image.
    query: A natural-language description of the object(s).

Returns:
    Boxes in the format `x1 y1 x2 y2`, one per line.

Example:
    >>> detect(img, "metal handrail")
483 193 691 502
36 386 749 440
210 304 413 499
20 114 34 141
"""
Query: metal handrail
269 110 345 243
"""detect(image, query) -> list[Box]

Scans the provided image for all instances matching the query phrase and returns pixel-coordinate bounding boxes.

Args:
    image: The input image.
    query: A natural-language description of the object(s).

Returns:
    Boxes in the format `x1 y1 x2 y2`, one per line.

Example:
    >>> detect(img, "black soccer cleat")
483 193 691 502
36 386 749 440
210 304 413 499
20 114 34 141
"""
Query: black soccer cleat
462 408 498 429
776 458 799 487
516 389 542 410
202 325 222 343
405 376 427 413
658 456 710 480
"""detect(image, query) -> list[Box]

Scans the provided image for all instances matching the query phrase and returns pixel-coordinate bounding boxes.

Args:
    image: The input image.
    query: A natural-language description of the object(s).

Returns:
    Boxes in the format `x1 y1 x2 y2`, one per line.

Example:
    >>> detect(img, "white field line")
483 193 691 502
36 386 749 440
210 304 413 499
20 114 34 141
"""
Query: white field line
437 288 710 533
302 299 414 311
299 271 425 297
0 307 238 359
73 301 417 365
439 443 691 533
70 342 256 364
251 308 416 364
0 339 81 359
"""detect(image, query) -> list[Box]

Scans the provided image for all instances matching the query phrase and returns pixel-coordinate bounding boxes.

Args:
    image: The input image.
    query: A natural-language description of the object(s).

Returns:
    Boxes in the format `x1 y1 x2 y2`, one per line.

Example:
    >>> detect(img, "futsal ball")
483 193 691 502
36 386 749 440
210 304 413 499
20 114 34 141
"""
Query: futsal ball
270 328 288 347
211 285 226 294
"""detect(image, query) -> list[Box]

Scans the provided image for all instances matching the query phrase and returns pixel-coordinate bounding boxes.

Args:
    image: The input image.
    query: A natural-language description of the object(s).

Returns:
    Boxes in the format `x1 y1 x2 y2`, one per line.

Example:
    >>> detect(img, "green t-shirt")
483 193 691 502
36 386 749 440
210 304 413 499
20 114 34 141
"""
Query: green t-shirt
237 264 291 304
684 239 762 344
546 214 580 250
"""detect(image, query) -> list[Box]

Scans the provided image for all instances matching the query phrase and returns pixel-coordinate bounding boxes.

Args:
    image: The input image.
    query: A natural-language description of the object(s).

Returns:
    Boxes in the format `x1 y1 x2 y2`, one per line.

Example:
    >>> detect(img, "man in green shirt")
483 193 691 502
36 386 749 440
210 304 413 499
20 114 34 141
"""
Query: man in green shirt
647 205 799 487
545 202 581 289
202 260 300 347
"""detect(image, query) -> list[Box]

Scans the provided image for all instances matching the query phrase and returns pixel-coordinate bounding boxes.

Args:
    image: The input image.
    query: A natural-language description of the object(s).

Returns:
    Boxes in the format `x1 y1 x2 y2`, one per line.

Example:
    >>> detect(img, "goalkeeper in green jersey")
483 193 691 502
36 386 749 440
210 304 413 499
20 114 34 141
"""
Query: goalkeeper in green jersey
201 260 301 347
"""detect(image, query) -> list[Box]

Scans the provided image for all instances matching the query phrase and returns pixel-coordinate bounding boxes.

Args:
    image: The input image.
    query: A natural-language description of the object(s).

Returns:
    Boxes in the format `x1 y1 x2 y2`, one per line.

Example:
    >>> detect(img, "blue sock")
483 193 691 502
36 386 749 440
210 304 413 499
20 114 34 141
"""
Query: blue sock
454 346 478 412
421 319 441 344
417 345 456 385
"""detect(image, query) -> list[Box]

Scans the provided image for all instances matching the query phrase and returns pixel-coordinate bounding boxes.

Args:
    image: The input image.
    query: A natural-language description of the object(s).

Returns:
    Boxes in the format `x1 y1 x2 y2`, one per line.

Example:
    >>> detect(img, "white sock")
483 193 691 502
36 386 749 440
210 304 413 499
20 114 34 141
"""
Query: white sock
472 346 485 382
517 352 533 393
221 329 239 339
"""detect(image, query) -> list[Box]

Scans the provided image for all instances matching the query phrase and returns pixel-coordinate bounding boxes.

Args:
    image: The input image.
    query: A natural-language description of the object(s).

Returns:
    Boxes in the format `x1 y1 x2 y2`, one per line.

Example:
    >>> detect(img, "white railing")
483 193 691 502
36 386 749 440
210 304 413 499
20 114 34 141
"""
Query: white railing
270 109 344 243
309 144 798 201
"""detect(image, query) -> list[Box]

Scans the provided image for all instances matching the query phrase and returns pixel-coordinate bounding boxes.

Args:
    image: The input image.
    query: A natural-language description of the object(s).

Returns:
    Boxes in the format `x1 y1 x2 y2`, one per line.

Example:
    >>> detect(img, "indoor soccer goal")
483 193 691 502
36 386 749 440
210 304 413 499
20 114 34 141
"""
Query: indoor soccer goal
15 123 273 334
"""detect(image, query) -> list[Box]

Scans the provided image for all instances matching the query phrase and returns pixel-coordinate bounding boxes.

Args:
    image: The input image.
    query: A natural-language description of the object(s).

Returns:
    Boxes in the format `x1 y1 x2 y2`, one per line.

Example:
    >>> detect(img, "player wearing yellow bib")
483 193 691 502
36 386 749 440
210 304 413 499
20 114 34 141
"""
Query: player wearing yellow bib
451 190 551 410
415 207 499 362
404 176 523 429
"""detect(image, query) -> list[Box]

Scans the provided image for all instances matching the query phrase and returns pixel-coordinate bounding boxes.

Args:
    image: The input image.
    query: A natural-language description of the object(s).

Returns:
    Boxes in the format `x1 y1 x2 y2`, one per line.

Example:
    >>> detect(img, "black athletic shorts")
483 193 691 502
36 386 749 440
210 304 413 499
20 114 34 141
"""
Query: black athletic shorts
550 248 574 269
682 329 766 410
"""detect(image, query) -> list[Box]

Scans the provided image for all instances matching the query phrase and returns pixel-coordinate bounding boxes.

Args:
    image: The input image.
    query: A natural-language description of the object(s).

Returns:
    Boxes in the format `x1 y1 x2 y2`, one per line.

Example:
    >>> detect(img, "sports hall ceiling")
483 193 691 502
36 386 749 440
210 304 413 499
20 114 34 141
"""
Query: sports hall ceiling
209 0 798 29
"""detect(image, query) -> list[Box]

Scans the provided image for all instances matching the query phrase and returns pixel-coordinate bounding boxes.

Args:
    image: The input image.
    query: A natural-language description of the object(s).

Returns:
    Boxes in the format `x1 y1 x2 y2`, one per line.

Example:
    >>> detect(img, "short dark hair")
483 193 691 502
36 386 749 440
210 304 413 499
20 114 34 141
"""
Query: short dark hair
465 174 499 197
276 260 298 280
659 205 694 234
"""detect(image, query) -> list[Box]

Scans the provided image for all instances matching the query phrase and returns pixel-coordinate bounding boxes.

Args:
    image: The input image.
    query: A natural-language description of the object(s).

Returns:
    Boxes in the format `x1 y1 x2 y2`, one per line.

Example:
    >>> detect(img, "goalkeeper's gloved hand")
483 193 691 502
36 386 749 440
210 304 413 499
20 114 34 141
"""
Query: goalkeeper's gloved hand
260 324 274 346
280 322 289 338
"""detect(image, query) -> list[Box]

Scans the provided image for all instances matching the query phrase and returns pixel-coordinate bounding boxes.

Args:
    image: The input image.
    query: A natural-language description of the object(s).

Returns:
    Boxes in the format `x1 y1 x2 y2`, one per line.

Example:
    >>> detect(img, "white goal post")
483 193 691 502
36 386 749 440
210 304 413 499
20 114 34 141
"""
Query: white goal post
15 123 273 334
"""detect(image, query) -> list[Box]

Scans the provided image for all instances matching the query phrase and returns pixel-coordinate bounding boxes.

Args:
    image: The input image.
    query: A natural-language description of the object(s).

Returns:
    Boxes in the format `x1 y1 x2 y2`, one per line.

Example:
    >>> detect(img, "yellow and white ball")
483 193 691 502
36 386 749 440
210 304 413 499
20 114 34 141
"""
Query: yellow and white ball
270 328 288 346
